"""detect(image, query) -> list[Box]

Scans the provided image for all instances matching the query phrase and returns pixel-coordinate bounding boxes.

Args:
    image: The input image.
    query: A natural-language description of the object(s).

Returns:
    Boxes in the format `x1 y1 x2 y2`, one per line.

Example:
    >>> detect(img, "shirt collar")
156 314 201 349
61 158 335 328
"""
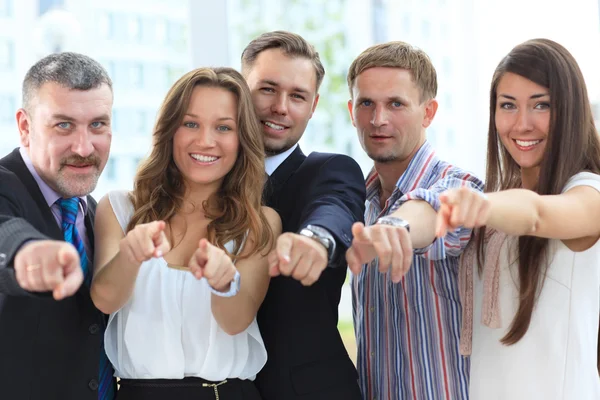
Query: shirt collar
19 147 88 213
366 140 438 202
265 143 298 176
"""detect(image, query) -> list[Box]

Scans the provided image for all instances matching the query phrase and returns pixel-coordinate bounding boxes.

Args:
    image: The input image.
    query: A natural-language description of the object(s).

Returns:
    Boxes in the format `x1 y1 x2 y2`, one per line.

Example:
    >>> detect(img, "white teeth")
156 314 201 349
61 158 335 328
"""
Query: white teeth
515 139 541 147
264 121 285 130
190 154 218 163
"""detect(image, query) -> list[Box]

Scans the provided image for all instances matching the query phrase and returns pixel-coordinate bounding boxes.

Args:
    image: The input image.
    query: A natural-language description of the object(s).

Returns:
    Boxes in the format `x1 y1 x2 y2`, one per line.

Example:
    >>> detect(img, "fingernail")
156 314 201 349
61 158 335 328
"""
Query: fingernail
156 250 163 258
283 255 290 263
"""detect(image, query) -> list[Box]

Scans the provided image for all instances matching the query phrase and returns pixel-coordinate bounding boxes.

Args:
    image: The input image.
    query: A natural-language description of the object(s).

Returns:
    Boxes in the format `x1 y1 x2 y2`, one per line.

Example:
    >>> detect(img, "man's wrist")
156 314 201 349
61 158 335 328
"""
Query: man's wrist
376 216 410 232
299 225 337 262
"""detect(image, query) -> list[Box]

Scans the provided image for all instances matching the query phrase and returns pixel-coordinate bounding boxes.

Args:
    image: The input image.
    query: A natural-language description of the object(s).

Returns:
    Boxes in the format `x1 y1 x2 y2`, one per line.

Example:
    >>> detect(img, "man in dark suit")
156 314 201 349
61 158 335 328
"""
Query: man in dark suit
241 31 366 400
0 52 116 399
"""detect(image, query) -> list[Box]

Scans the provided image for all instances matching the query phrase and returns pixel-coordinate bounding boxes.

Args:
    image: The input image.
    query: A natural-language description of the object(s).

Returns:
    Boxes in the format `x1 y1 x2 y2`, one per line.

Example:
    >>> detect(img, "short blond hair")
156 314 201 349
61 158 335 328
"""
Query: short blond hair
347 41 437 102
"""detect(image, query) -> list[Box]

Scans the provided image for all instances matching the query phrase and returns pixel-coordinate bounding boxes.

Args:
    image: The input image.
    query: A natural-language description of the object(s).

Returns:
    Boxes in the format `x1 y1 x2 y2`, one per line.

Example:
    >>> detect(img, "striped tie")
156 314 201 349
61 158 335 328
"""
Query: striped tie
57 198 116 400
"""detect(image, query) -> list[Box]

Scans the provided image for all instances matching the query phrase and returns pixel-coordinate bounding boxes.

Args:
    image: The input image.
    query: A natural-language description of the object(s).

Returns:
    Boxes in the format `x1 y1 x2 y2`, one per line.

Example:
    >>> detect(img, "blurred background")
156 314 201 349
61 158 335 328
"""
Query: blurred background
2 0 600 362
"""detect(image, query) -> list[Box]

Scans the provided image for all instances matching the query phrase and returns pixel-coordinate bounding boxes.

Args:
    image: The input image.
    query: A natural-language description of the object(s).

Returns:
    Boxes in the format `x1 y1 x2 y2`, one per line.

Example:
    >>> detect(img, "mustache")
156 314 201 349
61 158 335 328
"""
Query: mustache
60 154 100 168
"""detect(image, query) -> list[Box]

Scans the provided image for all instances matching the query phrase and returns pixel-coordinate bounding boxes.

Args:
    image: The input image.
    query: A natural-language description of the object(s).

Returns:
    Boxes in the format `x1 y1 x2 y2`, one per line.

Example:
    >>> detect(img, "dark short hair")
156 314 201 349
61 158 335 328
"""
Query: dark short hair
241 30 325 91
22 52 112 110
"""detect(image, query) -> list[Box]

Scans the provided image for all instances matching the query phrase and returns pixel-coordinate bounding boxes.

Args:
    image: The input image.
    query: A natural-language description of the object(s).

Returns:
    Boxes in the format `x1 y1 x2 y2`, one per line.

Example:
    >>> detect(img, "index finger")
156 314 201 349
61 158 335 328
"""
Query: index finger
276 234 293 264
352 222 371 242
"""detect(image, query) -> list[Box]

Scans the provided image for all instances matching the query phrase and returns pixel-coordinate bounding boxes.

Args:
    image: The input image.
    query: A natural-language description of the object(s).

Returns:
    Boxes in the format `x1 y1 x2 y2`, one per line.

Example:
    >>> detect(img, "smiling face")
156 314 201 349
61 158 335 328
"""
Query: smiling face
348 67 437 168
244 48 319 156
495 72 550 177
172 85 240 192
18 81 113 197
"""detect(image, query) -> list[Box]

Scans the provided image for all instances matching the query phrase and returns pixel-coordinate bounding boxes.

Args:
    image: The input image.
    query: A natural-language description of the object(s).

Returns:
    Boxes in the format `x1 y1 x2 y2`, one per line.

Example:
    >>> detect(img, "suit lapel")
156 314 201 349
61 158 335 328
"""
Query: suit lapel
264 147 306 208
266 146 306 200
1 149 62 239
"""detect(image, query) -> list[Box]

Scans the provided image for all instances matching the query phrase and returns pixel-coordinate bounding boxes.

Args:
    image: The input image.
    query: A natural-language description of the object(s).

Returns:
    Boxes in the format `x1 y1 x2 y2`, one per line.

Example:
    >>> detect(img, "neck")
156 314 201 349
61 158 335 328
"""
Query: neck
521 166 540 191
375 161 405 204
180 183 220 216
374 139 424 204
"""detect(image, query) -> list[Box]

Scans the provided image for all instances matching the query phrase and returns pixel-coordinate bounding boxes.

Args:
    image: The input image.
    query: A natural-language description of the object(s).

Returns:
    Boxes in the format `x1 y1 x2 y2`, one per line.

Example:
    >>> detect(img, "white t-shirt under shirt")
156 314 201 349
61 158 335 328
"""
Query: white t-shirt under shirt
469 172 600 399
103 190 267 381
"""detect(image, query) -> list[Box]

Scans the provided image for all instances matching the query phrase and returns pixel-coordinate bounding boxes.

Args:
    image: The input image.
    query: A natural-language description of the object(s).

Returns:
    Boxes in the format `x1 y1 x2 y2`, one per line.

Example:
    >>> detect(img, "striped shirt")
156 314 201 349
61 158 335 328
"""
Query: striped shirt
352 141 483 400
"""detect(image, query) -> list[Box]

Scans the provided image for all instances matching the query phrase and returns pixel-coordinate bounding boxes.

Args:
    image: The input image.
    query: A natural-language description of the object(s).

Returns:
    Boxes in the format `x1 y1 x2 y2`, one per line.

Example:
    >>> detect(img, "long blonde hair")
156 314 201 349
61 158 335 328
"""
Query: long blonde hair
127 67 273 259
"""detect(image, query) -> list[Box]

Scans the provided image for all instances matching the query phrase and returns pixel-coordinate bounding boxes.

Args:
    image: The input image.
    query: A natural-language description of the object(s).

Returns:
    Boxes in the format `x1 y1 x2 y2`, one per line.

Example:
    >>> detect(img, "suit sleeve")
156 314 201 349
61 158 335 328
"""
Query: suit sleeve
0 178 50 296
298 154 366 268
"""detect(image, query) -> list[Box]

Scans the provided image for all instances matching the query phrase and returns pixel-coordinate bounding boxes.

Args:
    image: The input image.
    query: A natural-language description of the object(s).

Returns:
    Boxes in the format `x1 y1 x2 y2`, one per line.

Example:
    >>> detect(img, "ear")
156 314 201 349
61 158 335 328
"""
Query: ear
16 109 32 147
347 99 356 127
422 98 438 128
309 93 320 118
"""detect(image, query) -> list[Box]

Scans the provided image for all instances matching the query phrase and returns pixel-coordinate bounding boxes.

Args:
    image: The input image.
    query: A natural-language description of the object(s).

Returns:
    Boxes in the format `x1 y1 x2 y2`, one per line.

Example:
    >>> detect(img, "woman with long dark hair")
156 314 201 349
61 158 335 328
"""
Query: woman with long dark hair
90 67 281 399
437 39 600 399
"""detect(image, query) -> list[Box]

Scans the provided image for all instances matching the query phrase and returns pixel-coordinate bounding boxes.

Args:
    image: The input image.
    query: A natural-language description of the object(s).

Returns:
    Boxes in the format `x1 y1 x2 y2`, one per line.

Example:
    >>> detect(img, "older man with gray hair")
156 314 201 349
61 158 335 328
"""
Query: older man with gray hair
0 52 116 399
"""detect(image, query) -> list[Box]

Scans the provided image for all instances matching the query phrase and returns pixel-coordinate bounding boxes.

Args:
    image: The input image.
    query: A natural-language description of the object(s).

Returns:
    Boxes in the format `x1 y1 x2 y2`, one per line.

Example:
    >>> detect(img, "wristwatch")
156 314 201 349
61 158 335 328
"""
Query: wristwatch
299 225 336 261
376 215 410 232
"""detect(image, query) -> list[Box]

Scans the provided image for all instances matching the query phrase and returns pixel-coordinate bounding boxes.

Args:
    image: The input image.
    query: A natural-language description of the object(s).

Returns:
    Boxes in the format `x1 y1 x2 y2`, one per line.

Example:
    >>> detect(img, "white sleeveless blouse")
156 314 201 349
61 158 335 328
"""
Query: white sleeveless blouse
104 190 267 381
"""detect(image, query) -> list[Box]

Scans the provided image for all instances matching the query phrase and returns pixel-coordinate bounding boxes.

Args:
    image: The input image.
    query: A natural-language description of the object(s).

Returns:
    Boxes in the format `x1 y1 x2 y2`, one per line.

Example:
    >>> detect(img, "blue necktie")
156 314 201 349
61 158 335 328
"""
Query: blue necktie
57 198 116 400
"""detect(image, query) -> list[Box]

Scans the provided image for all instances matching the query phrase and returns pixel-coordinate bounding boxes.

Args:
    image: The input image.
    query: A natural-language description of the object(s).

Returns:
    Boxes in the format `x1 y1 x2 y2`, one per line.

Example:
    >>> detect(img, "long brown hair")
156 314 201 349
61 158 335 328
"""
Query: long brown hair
127 67 273 259
478 38 600 345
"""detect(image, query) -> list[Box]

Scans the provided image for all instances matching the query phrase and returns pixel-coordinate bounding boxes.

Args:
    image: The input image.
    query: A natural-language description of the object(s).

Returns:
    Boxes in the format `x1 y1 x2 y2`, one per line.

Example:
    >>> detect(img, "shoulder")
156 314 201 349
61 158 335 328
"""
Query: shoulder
427 159 484 189
96 190 134 227
307 152 359 167
261 206 282 232
562 171 600 194
0 165 25 193
0 165 35 208
306 152 364 178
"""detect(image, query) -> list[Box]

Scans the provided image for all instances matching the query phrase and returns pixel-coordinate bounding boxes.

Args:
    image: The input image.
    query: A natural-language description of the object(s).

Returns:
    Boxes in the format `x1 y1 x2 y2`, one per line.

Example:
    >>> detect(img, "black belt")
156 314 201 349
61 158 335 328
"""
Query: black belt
120 377 229 399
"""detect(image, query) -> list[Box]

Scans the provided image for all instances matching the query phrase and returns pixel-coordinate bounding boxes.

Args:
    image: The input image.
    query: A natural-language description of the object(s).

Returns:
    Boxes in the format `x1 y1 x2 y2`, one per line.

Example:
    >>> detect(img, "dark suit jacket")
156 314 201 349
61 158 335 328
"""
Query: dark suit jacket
0 149 116 400
256 146 366 400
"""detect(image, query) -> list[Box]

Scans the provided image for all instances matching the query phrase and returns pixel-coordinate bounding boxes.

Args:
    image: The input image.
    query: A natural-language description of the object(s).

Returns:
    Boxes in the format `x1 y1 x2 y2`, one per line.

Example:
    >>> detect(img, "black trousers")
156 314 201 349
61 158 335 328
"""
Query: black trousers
117 377 262 400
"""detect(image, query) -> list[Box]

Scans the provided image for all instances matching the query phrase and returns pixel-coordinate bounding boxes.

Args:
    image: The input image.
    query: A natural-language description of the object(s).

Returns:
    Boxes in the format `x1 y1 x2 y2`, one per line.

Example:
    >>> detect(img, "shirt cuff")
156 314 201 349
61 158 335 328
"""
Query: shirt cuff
208 270 241 297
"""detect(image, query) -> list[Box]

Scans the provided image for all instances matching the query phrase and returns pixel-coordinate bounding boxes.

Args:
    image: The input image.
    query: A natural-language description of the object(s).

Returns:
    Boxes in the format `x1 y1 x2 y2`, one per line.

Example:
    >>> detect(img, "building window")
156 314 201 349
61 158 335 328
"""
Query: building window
421 20 431 40
0 0 12 17
38 0 64 16
105 157 117 180
128 16 142 42
165 65 184 87
443 57 452 76
0 95 15 125
446 128 455 147
130 63 144 89
167 22 187 51
99 13 115 39
156 19 167 45
0 40 14 69
110 108 120 132
402 14 411 35
134 110 148 134
372 0 388 43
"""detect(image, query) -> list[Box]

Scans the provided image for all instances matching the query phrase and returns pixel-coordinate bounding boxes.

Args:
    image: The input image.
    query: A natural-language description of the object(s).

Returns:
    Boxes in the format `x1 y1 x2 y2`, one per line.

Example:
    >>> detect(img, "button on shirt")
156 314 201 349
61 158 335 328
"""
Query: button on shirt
352 141 484 400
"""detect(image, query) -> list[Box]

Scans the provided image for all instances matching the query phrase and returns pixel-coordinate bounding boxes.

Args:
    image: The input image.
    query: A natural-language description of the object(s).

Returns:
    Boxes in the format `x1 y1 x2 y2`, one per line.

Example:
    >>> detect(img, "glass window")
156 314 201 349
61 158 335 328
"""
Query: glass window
167 22 187 50
105 157 117 180
38 0 64 16
130 63 144 89
156 19 167 45
99 13 114 39
128 15 142 42
421 20 431 40
0 95 15 125
0 40 14 69
0 0 12 17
